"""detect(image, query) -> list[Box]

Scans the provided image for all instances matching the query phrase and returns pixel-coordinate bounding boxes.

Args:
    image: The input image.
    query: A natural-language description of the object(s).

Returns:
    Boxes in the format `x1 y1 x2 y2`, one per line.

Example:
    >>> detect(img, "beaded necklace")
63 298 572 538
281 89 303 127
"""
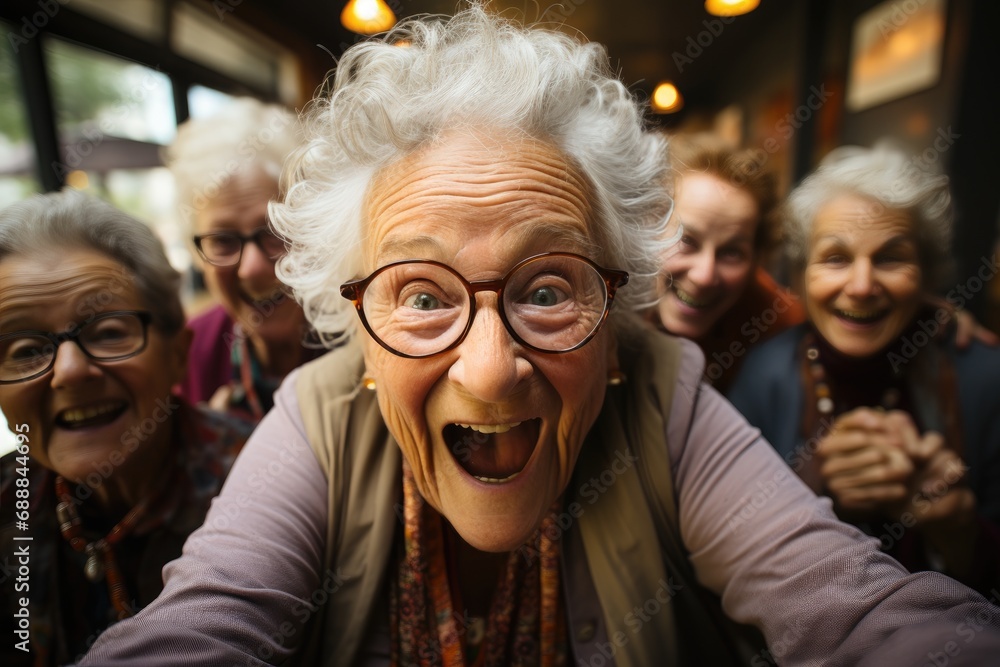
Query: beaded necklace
54 461 177 620
804 334 901 418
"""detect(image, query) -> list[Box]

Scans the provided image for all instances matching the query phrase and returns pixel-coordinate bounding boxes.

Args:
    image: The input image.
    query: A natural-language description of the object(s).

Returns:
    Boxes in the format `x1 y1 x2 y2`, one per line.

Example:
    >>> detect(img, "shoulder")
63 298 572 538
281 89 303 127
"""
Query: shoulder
180 399 254 487
187 304 233 331
953 338 1000 376
951 340 1000 427
726 325 805 426
736 324 804 382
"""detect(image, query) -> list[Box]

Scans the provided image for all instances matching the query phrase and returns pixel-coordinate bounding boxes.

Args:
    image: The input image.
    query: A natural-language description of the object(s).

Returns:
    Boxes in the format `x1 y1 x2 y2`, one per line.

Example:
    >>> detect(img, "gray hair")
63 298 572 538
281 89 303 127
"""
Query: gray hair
0 189 184 335
165 97 300 228
270 5 673 346
784 143 953 290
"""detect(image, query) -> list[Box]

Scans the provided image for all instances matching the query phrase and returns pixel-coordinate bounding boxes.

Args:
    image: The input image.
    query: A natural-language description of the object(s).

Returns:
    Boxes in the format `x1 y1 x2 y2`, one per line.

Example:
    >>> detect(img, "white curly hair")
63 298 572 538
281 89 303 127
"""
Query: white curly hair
784 142 954 290
270 4 674 346
165 97 301 229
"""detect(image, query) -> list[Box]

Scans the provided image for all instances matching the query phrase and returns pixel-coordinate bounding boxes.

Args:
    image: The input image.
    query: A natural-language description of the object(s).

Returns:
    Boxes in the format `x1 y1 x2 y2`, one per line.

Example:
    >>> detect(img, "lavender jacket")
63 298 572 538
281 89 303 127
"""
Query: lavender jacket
80 331 1000 665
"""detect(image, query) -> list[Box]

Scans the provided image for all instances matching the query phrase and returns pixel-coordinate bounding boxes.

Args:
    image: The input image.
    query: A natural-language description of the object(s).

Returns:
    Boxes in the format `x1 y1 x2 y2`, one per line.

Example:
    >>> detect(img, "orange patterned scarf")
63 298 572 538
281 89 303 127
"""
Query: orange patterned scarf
390 461 566 667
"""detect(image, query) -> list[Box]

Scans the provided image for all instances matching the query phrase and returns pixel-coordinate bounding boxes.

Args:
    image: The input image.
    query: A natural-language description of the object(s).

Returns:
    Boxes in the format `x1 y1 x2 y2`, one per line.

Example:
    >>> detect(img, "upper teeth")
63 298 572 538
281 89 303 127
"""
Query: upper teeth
838 309 881 319
457 422 522 434
675 288 712 308
61 403 120 424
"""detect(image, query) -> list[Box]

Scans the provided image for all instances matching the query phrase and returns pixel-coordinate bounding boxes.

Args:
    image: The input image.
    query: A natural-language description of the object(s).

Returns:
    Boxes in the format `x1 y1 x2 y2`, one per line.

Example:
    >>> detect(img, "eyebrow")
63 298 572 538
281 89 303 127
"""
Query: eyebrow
375 223 602 265
813 233 917 249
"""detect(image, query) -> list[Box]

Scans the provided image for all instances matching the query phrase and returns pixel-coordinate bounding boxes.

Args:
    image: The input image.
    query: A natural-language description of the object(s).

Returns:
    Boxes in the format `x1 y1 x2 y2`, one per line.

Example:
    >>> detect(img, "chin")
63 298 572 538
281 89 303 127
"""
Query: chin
449 513 541 553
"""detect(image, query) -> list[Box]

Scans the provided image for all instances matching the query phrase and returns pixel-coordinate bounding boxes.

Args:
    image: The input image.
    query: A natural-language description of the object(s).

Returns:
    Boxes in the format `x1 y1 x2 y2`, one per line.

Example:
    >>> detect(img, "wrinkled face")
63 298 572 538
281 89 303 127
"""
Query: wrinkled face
803 194 923 358
195 167 303 347
0 249 189 483
657 172 758 340
361 131 613 552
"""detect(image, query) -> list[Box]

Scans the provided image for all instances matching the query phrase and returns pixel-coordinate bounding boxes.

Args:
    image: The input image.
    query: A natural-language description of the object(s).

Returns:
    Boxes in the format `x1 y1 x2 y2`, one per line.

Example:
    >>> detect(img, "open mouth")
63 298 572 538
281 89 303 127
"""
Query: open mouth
241 289 287 311
834 308 887 325
444 418 541 484
673 286 717 310
55 401 127 430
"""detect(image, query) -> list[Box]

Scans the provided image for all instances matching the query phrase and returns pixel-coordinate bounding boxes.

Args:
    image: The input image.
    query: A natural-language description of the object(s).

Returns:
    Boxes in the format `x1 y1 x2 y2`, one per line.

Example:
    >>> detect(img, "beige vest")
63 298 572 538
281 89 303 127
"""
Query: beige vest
294 329 763 665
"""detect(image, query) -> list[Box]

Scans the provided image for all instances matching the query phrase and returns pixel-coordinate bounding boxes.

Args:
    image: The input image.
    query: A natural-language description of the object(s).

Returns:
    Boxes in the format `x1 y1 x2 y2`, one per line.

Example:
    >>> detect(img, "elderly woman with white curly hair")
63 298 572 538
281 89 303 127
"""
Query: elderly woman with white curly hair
729 144 1000 597
82 7 1000 667
167 98 322 423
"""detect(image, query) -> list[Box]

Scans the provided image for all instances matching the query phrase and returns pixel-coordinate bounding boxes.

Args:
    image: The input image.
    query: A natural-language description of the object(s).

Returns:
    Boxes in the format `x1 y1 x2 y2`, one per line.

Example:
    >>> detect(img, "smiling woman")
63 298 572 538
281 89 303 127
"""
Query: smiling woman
80 6 1000 667
729 144 1000 597
0 190 251 666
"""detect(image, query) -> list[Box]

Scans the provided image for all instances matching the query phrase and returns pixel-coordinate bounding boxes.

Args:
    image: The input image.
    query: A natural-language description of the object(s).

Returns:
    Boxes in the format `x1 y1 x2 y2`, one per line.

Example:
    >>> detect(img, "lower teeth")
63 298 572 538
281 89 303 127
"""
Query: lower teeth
474 471 520 484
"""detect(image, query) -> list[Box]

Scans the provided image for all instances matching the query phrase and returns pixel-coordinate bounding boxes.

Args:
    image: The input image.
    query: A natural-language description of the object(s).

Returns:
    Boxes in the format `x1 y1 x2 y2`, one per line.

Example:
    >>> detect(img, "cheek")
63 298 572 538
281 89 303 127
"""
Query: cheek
553 349 608 465
803 269 837 307
202 268 236 299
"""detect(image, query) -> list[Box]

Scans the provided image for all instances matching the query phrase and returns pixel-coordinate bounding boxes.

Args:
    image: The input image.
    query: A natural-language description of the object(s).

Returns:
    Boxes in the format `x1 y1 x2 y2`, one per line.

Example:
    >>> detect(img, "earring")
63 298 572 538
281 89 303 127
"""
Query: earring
607 370 626 386
362 376 377 391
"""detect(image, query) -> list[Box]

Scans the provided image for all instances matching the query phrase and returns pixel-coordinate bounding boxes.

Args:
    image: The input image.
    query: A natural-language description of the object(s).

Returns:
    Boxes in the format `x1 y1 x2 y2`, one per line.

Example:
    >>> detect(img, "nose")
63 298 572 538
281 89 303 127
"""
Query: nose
447 297 533 402
685 249 718 287
49 341 102 389
237 239 276 287
844 259 877 297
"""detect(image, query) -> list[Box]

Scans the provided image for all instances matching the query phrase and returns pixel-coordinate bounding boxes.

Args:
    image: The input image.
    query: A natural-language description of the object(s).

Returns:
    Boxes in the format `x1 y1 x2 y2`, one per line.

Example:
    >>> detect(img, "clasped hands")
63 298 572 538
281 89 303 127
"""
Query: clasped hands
817 408 975 525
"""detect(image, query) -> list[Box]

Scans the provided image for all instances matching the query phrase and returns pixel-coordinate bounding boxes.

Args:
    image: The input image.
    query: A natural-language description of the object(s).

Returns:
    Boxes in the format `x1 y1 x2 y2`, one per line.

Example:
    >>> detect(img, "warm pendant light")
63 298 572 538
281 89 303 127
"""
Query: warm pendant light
341 0 397 35
705 0 760 17
652 82 683 113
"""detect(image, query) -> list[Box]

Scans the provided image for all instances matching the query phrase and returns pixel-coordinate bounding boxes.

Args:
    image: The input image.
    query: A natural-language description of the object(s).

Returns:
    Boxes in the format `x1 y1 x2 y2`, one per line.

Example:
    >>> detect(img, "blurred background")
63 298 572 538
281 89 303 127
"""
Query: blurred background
0 0 998 447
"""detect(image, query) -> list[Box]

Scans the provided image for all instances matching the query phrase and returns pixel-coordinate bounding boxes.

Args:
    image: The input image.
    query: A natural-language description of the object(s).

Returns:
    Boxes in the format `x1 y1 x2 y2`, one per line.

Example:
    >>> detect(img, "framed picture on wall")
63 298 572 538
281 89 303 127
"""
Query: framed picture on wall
846 0 947 112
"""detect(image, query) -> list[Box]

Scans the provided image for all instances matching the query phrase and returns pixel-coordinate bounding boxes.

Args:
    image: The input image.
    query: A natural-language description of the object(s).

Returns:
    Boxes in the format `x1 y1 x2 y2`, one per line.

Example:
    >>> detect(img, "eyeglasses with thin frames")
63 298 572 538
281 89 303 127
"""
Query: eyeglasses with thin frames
193 227 286 267
0 310 152 384
340 252 629 358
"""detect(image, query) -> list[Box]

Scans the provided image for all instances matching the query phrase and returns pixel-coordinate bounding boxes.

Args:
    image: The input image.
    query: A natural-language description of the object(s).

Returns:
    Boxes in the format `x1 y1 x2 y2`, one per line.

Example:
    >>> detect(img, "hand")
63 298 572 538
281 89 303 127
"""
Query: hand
954 309 1000 349
817 408 914 513
892 427 974 525
208 383 236 412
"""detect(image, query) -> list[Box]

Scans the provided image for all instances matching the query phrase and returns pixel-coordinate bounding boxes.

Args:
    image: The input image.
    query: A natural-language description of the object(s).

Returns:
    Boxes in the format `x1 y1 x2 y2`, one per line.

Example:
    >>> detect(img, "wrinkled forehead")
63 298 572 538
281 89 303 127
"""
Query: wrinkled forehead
361 129 598 268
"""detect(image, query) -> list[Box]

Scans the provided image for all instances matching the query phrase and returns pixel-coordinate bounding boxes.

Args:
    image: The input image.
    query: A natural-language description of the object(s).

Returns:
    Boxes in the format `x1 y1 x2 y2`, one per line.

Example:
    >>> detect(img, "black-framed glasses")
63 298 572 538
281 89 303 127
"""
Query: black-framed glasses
340 252 629 358
193 227 286 267
0 311 152 384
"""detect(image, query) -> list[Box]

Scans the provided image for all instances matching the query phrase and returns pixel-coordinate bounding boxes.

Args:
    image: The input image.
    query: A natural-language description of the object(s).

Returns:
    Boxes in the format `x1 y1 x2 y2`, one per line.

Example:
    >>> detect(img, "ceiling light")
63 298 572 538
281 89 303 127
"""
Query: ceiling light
341 0 397 35
652 82 683 113
705 0 760 18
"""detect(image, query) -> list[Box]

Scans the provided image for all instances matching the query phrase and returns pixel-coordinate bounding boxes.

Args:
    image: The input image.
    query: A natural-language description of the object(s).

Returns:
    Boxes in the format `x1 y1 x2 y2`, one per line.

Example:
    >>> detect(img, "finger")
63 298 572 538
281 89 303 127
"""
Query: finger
826 461 912 492
821 449 886 478
818 428 893 457
832 408 888 432
918 450 968 496
884 411 920 452
834 483 908 509
208 384 235 411
907 430 945 462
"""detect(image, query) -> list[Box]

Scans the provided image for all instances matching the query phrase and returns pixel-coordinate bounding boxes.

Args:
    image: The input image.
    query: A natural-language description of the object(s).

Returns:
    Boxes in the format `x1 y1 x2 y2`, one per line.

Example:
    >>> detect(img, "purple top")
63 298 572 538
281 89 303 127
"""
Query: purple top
80 339 1000 665
177 305 234 406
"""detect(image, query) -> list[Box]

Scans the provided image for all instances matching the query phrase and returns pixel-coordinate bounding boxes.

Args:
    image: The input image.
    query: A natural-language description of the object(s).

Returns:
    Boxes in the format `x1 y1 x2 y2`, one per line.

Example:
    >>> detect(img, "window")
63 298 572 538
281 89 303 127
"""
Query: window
0 20 42 209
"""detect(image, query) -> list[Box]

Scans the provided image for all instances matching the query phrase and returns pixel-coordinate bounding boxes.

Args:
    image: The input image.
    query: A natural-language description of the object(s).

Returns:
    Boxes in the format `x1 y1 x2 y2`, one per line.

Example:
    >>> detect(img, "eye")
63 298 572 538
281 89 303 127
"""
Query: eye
719 247 748 263
820 253 848 265
5 340 48 361
528 286 564 307
89 319 131 340
680 235 697 251
406 292 442 310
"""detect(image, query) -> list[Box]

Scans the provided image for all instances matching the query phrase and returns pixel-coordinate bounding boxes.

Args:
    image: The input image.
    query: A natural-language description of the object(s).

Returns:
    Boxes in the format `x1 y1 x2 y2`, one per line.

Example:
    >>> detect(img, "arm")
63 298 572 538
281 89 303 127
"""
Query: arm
81 373 328 665
667 342 1000 665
